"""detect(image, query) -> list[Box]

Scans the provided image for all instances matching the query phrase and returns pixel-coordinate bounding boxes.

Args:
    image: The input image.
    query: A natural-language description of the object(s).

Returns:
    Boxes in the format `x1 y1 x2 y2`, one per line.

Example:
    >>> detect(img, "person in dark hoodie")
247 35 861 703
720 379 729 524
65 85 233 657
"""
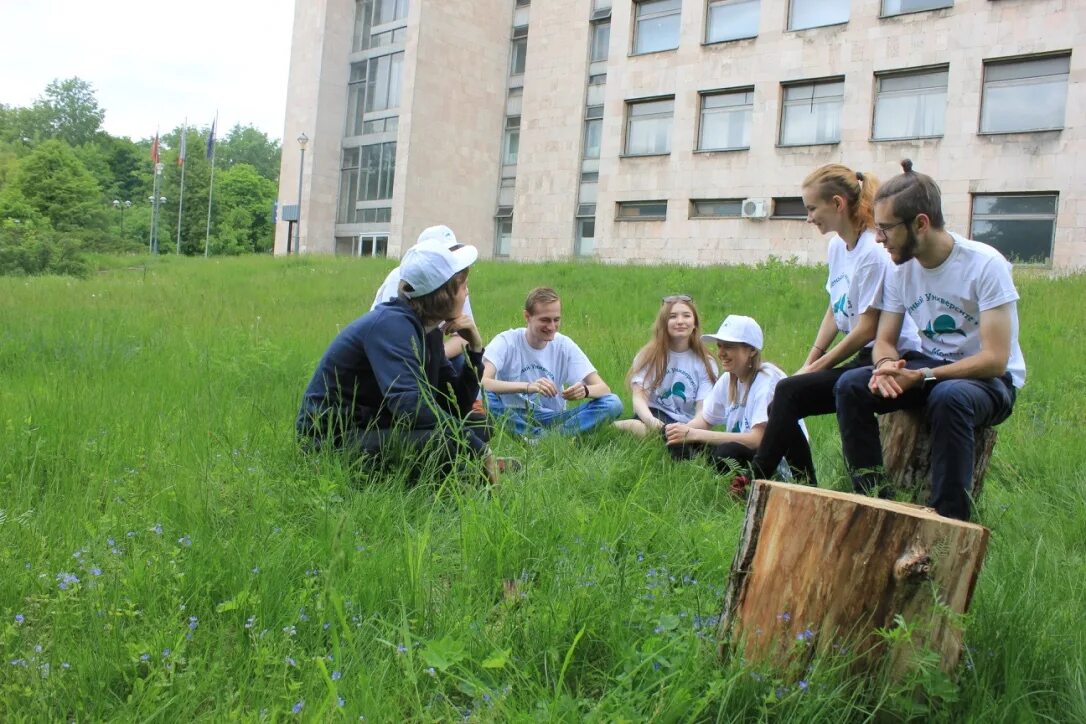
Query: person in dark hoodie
296 236 503 483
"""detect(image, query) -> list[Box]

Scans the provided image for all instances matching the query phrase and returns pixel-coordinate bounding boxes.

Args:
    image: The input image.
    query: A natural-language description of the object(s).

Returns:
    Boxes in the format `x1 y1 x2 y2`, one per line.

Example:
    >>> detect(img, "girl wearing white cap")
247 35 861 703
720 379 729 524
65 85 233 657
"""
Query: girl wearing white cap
747 164 920 485
664 315 810 493
615 295 718 437
297 239 507 484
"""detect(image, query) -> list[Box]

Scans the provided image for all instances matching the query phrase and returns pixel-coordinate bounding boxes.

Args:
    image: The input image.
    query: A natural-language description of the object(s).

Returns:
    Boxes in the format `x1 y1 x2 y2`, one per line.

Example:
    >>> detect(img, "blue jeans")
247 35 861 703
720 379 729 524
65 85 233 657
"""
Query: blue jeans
486 391 623 437
834 354 1016 520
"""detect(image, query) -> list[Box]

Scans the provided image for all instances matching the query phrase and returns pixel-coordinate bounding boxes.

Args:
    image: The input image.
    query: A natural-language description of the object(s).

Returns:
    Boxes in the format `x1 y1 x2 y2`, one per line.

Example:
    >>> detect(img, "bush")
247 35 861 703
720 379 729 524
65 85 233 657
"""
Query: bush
0 220 90 277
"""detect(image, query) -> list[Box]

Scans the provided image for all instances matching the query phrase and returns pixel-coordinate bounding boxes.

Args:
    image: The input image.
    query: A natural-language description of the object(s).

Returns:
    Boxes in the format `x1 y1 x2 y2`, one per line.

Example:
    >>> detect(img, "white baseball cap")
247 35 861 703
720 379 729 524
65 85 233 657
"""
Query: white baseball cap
415 224 458 247
702 315 764 351
399 238 478 298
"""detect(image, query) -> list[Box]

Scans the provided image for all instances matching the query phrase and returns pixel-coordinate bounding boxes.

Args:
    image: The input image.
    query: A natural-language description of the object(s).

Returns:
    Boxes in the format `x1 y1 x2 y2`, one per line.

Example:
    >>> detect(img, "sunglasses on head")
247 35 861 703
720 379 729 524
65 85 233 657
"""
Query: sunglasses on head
662 294 692 303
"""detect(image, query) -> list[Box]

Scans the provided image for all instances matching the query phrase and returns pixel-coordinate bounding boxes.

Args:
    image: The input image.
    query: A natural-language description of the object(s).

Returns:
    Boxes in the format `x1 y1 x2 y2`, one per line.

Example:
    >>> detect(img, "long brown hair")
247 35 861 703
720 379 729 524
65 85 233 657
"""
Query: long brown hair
803 163 880 232
626 298 717 392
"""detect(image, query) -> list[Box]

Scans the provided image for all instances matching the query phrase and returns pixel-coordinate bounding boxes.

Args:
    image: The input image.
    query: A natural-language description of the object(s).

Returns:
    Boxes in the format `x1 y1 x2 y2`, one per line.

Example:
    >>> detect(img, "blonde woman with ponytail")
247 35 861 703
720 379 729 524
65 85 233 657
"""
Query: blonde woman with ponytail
746 164 920 487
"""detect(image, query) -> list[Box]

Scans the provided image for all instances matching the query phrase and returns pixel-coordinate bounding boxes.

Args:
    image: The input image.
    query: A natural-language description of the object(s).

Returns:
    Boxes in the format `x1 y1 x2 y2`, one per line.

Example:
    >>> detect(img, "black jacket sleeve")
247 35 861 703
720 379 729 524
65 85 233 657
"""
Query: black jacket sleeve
366 314 458 430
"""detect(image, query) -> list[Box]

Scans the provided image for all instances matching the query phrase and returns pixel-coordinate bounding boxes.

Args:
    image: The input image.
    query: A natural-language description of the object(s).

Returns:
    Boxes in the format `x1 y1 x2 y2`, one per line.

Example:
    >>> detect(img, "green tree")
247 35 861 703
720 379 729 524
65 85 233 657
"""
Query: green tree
217 124 281 180
14 140 108 233
209 164 277 254
37 78 106 147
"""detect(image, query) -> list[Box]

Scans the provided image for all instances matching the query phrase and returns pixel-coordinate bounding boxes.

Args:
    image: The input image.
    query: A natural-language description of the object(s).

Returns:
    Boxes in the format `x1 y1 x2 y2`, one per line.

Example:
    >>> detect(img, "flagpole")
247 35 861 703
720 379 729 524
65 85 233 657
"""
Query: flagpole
204 112 217 258
176 120 187 255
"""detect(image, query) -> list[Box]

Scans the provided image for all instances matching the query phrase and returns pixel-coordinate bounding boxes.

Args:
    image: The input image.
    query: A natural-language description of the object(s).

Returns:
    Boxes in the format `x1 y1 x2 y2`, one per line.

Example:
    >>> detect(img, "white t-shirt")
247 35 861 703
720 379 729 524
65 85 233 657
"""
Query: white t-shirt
370 266 474 319
701 363 807 478
631 349 717 423
826 231 921 353
882 233 1026 388
484 329 596 412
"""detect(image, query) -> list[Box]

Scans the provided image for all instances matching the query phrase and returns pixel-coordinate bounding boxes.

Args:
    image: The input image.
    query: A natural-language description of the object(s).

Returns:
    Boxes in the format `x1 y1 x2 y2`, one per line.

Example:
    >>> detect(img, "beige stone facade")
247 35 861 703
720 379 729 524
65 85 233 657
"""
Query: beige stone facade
277 0 1085 268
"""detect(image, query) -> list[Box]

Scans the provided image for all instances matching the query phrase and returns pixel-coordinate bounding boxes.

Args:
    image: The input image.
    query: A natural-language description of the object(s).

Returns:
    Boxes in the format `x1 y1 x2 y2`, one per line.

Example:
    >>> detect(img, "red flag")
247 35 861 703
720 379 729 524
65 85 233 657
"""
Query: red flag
151 133 160 164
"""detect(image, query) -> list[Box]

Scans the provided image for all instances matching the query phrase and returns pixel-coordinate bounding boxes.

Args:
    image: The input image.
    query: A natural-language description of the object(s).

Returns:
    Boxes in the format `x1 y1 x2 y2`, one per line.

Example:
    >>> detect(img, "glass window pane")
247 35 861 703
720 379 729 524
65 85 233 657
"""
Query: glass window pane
874 71 947 140
773 197 806 217
584 119 602 159
511 38 527 75
579 181 598 204
981 75 1069 132
503 129 520 165
879 69 948 93
586 83 606 107
781 83 843 145
591 21 610 62
634 0 681 54
630 99 674 117
707 0 760 43
789 0 849 30
986 56 1070 83
617 201 667 219
882 0 952 15
973 194 1057 216
387 53 403 109
576 218 596 256
692 199 743 217
970 218 1053 264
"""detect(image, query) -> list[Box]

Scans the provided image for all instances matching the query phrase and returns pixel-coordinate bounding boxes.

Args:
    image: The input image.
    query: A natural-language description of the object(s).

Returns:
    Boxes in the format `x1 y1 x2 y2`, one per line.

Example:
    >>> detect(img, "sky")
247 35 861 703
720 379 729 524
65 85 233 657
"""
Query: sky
0 0 295 142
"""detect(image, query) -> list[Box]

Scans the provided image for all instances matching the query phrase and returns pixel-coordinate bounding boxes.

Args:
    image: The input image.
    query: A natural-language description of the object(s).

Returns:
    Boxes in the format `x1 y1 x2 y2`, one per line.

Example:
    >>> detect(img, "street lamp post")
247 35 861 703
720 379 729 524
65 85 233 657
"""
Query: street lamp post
295 132 308 255
112 199 132 238
148 162 165 254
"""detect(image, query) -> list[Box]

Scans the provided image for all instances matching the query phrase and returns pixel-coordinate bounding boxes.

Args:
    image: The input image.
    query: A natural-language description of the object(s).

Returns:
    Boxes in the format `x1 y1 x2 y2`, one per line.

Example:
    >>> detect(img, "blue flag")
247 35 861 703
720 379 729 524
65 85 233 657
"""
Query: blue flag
205 117 217 160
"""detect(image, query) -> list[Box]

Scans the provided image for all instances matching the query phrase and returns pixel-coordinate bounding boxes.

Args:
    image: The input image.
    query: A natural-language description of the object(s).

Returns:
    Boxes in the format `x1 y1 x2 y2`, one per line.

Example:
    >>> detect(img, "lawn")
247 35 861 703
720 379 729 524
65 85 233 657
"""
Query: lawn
1 255 1083 721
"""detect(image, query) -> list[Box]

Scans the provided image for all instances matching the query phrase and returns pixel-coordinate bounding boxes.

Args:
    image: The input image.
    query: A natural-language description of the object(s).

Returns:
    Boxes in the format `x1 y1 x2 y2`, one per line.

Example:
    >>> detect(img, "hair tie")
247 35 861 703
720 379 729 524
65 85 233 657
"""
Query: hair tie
856 171 865 184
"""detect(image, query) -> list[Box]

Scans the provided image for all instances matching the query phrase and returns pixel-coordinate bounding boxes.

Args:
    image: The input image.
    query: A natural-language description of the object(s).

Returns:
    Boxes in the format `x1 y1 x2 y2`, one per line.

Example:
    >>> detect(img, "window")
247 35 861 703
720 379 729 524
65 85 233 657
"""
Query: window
575 215 596 256
495 214 513 257
337 147 361 223
873 67 948 140
625 97 674 155
359 142 396 201
590 20 610 62
503 116 520 165
583 118 602 159
691 198 744 218
881 0 951 16
510 35 528 76
633 0 681 55
971 194 1057 264
981 55 1070 134
617 200 668 220
362 52 404 113
353 0 409 52
772 197 806 218
780 78 844 146
498 177 515 206
788 0 848 30
706 0 759 43
359 207 391 224
698 88 753 150
579 173 598 205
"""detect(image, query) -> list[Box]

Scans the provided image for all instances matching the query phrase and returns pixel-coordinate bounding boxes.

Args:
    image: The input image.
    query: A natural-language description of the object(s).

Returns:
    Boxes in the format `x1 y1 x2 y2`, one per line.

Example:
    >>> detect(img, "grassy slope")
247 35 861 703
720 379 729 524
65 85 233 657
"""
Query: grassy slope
0 255 1082 721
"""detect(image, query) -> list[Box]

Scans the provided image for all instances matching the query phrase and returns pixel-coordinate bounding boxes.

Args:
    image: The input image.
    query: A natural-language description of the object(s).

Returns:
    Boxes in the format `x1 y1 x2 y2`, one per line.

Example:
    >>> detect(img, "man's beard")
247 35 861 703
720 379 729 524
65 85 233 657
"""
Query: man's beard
895 226 920 264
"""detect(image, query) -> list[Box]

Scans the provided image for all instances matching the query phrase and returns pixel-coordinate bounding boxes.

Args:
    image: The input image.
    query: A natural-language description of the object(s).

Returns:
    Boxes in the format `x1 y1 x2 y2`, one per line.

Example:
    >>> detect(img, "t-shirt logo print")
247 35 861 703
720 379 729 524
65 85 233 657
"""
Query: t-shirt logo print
660 381 687 403
833 293 849 315
922 313 967 341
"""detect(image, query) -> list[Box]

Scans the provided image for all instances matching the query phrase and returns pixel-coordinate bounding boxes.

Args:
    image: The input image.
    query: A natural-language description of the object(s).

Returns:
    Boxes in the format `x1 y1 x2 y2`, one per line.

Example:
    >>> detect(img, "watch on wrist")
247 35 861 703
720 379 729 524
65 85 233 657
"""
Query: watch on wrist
919 367 936 385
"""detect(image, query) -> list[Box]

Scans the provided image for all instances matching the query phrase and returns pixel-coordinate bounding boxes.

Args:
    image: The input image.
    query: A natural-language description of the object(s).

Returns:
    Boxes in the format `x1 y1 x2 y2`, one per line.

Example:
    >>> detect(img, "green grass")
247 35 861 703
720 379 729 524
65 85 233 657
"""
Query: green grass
0 255 1083 721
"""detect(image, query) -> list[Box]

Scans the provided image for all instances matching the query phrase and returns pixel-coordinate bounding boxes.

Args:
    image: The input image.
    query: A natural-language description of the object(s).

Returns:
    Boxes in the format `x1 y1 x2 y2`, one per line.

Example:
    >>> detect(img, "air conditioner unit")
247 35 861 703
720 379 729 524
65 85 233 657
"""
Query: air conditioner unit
741 198 769 220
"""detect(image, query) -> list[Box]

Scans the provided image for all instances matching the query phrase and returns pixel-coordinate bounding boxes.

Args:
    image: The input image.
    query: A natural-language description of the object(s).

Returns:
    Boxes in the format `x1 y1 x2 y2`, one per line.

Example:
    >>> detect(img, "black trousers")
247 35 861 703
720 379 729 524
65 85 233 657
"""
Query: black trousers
668 439 756 473
749 349 873 485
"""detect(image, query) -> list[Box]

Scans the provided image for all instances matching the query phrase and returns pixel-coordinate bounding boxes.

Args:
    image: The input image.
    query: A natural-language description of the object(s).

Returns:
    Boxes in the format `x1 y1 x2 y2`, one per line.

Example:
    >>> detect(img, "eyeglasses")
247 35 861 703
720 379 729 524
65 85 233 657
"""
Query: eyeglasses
662 294 692 303
874 217 913 236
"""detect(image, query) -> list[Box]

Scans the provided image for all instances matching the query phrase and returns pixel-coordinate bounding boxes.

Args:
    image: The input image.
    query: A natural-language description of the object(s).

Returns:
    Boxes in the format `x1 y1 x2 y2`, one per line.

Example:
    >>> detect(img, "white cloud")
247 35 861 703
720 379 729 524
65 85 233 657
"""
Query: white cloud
0 0 294 141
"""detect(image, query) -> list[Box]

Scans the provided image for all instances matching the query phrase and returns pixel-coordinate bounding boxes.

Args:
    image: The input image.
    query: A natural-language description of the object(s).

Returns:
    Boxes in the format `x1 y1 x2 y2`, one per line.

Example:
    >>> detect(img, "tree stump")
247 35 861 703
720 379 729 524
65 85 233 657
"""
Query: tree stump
718 481 989 676
878 409 998 503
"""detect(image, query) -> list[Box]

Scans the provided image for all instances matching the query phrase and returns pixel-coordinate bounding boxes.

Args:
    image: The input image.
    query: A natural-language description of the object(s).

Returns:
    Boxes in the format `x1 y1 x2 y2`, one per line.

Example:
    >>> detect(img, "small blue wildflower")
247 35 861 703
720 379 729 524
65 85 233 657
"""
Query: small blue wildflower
57 572 79 590
777 611 791 623
251 566 260 574
652 661 662 671
285 656 296 667
72 549 83 559
188 616 198 630
396 644 407 654
110 547 121 555
140 653 150 662
332 670 342 681
14 614 24 624
323 622 331 630
750 672 763 682
89 567 102 577
39 662 50 677
151 524 162 535
425 667 436 676
162 648 171 658
245 616 256 629
33 644 42 653
798 680 809 692
11 658 27 667
178 535 192 547
338 696 345 708
107 537 116 547
775 687 786 700
298 609 309 622
283 625 296 636
292 700 304 714
126 530 136 538
636 552 645 562
61 662 70 670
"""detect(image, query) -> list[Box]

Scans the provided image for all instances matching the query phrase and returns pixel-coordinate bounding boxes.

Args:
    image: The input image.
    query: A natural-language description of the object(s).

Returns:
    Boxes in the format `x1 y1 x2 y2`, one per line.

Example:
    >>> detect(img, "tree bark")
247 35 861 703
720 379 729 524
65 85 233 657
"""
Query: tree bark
878 408 998 502
718 481 989 676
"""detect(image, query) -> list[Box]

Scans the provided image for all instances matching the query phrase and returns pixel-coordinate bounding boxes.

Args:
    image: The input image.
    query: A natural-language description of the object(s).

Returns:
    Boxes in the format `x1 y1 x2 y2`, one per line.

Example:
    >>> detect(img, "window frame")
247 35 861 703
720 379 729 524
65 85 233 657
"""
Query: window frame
616 200 668 221
787 0 849 31
969 192 1058 266
590 19 611 63
690 198 745 219
623 95 675 157
979 53 1071 135
632 0 682 56
880 0 952 18
871 65 949 141
697 86 755 151
771 196 807 219
705 0 760 44
778 76 845 147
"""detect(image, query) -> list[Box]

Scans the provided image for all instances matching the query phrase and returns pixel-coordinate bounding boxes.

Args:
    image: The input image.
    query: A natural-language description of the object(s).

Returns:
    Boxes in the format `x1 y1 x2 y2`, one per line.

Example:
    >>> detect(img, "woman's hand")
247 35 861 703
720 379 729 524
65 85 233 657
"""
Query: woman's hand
664 423 696 446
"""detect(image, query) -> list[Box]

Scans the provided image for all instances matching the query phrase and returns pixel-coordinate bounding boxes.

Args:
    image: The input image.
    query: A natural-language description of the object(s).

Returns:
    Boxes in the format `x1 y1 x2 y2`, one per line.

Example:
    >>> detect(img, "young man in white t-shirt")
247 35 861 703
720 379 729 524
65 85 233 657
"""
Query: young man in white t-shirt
371 225 474 361
834 160 1024 521
482 287 623 436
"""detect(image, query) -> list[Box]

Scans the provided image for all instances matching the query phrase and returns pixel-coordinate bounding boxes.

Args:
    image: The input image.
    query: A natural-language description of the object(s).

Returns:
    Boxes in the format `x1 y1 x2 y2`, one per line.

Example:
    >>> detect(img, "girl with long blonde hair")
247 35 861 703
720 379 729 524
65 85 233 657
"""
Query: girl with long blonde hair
615 295 718 437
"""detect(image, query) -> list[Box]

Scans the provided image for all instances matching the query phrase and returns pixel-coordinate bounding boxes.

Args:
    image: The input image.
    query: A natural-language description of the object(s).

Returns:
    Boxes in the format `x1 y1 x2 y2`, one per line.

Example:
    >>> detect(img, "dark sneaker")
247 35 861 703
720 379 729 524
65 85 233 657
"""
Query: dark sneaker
728 474 752 500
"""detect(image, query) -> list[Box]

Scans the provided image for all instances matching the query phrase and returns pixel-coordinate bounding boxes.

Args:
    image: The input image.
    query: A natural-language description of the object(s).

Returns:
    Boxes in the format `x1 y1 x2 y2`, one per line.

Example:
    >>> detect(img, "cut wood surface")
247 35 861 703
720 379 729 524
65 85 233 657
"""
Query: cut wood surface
879 408 998 502
718 481 990 676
